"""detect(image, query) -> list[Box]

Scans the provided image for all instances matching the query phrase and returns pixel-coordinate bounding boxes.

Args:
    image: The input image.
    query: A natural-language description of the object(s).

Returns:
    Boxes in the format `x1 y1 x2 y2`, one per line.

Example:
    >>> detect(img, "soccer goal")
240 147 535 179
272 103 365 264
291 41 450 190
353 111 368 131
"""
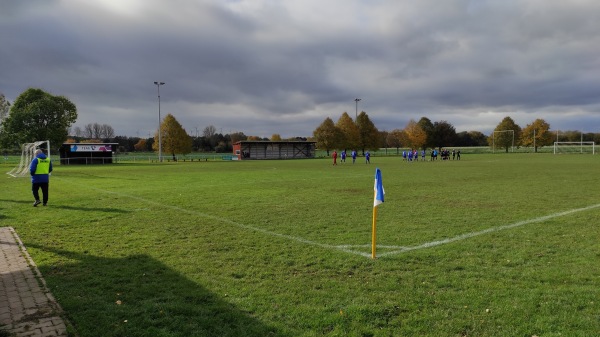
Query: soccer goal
6 141 50 177
553 141 596 155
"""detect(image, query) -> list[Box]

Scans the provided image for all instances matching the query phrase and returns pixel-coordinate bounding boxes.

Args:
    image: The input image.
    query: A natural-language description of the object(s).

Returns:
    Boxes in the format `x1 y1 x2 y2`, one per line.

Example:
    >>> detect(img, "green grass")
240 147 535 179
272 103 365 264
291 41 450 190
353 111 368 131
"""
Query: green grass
1 154 600 336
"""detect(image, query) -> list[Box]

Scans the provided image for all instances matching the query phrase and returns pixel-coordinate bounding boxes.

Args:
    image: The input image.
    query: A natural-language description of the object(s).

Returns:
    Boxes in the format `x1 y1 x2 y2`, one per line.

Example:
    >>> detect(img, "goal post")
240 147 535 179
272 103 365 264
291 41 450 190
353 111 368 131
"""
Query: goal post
553 141 596 155
6 141 50 177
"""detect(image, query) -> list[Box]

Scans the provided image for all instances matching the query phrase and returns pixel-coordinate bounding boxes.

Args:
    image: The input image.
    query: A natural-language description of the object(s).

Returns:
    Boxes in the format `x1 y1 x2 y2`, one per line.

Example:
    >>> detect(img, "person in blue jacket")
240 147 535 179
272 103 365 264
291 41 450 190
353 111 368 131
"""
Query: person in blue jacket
30 149 53 207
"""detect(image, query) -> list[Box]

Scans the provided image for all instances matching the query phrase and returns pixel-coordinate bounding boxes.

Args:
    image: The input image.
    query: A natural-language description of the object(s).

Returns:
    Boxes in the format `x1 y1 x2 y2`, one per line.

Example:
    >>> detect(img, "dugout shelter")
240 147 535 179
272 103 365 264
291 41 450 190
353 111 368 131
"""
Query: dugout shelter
233 141 316 160
59 143 118 165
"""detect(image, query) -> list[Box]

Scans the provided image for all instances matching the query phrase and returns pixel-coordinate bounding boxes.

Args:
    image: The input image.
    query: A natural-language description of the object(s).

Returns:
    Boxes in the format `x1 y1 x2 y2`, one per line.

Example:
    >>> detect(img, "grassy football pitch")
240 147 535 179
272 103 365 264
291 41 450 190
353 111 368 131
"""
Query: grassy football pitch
1 153 599 336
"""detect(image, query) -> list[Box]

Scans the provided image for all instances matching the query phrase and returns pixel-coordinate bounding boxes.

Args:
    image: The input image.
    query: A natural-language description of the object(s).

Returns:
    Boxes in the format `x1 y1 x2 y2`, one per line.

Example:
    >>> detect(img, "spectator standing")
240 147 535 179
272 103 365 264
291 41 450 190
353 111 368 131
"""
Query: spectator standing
30 149 53 207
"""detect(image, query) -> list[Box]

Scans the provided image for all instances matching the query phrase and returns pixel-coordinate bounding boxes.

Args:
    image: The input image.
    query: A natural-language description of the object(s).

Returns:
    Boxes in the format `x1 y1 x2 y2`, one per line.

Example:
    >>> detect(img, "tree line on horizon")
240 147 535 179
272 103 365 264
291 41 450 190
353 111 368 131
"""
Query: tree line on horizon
2 88 599 156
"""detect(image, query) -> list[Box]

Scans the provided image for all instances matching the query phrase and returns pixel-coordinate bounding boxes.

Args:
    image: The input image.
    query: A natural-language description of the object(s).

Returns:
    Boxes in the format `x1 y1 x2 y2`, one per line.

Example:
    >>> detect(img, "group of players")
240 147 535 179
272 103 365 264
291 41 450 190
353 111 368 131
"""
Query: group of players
402 148 461 161
331 150 371 165
331 148 462 165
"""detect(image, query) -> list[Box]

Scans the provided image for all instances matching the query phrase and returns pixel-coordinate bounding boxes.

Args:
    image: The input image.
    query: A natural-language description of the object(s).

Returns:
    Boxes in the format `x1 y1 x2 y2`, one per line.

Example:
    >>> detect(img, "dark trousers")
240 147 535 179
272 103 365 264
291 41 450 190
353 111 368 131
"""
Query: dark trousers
32 182 49 204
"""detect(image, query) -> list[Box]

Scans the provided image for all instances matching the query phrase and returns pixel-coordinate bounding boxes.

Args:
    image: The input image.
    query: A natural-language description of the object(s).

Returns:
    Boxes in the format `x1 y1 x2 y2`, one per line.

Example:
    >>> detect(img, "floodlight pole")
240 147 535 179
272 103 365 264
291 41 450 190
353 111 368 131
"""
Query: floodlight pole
154 81 165 162
354 98 361 120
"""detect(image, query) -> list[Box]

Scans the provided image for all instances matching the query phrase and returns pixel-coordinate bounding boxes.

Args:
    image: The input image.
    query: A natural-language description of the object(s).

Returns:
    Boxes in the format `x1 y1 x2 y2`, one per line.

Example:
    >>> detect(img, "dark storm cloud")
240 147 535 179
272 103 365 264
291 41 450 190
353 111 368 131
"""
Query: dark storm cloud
1 0 599 137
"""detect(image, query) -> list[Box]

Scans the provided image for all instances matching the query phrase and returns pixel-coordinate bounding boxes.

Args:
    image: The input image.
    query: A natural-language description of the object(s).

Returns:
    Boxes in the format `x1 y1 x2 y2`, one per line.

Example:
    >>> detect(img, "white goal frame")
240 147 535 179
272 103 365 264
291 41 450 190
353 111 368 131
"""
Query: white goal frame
553 141 596 155
6 141 50 177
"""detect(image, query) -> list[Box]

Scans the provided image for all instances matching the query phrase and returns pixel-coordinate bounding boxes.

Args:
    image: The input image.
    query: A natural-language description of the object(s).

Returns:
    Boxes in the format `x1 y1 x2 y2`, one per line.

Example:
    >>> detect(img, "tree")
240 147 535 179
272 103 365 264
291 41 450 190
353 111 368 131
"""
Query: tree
271 134 282 141
153 114 192 161
456 131 488 146
0 92 10 124
335 112 360 151
417 117 435 148
92 123 103 139
489 116 521 153
83 124 93 138
134 139 147 151
313 117 342 156
521 119 552 152
404 119 427 149
0 88 77 150
203 125 217 138
379 130 389 152
387 129 406 154
101 124 115 139
431 120 457 149
72 126 83 138
356 111 380 154
230 132 247 144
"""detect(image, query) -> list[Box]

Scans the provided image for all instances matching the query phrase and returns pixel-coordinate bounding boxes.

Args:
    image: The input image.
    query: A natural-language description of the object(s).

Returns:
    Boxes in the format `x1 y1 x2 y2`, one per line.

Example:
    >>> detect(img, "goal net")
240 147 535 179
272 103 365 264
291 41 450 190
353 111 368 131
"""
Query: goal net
6 141 50 177
553 141 596 155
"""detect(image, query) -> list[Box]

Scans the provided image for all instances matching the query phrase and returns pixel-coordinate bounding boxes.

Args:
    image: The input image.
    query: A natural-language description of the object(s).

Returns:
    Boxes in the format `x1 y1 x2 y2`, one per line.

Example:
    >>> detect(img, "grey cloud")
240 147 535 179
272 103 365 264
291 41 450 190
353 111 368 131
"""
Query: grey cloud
1 0 599 138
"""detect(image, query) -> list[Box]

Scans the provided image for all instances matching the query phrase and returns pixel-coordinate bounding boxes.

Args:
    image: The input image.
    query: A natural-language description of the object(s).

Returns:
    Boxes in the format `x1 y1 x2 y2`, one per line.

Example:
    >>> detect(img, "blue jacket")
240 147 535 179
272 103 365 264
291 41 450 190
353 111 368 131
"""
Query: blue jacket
30 153 53 183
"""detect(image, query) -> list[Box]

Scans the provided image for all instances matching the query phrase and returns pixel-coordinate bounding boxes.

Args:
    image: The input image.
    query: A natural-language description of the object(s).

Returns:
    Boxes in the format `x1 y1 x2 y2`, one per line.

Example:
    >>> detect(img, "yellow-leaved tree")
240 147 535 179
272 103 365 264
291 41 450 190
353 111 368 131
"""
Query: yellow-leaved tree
521 119 552 152
404 119 427 149
153 113 192 161
336 112 360 151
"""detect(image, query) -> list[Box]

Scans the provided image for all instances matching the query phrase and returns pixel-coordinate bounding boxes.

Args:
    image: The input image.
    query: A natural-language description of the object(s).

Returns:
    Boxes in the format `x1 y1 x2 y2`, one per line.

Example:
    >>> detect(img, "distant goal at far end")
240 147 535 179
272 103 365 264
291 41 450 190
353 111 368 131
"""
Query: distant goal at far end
553 141 595 154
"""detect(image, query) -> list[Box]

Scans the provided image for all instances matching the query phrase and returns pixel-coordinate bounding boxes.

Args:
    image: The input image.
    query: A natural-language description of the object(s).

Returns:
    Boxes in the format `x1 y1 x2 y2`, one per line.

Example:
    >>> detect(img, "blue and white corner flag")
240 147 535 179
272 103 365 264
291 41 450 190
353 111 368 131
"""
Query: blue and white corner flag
373 168 385 207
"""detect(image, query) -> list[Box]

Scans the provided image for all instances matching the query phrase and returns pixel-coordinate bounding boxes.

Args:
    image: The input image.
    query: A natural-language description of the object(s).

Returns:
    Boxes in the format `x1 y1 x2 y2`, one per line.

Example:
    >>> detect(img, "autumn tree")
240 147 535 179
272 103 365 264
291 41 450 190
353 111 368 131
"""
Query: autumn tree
153 113 192 161
404 119 427 149
0 88 77 150
271 134 282 141
335 112 360 151
521 119 552 152
313 117 342 156
387 129 406 154
356 111 379 154
134 139 147 151
489 116 522 153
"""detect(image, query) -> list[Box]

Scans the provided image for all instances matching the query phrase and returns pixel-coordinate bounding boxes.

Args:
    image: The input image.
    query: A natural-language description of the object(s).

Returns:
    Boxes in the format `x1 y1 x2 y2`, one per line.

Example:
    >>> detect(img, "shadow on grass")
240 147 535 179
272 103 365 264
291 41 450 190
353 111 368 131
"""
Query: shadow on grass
29 244 283 337
0 199 33 205
52 205 131 213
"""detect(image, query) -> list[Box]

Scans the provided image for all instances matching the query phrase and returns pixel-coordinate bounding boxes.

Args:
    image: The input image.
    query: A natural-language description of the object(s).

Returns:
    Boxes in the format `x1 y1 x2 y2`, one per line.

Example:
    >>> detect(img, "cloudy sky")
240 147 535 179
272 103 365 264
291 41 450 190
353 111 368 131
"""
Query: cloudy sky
1 0 599 138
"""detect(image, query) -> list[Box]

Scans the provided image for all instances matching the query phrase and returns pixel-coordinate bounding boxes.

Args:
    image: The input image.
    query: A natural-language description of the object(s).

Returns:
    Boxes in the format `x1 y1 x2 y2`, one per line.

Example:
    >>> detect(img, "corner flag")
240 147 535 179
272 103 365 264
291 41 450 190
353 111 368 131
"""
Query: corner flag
372 168 384 259
373 168 384 207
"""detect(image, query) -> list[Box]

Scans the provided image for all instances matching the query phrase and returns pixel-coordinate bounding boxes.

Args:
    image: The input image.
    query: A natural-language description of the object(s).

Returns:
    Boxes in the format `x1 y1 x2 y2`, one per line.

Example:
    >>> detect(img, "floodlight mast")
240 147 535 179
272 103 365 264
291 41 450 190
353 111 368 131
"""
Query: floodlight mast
354 98 361 120
154 81 165 162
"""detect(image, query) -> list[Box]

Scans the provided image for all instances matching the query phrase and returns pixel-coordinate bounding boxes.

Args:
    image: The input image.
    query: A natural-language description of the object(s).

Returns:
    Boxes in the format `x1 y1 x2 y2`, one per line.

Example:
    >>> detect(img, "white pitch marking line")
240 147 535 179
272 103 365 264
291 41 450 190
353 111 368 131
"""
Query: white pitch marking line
56 178 600 259
60 181 373 258
376 203 600 257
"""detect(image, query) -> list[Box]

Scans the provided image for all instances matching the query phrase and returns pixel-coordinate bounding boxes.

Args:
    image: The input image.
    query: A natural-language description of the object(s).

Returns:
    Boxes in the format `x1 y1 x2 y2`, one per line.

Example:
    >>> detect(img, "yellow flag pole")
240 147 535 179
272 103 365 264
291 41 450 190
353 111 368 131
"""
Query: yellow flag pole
371 205 378 259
